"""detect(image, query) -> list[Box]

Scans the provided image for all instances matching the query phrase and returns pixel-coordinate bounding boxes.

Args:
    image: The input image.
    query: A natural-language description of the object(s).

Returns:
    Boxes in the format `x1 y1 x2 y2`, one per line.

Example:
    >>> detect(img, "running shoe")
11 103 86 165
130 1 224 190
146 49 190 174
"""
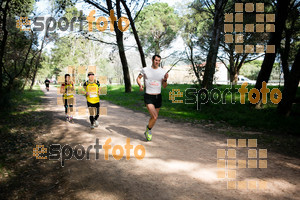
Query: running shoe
90 125 95 129
94 120 99 127
66 116 69 122
69 117 74 123
144 126 152 141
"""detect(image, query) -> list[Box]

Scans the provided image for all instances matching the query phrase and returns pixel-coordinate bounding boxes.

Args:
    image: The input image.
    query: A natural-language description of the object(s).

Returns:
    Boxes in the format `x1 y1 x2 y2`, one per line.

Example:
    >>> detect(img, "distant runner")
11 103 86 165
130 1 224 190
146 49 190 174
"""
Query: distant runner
136 55 169 141
60 74 74 123
45 78 50 91
83 72 101 129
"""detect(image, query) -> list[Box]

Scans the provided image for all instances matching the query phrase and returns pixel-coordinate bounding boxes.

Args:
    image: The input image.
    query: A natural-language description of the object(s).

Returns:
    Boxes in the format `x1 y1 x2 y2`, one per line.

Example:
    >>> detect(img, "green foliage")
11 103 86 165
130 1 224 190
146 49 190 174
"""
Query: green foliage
45 35 113 83
182 1 213 50
240 60 281 81
280 2 300 63
38 53 54 80
239 60 262 80
181 3 212 51
8 0 35 17
51 0 75 15
64 6 80 21
1 0 37 91
135 2 181 55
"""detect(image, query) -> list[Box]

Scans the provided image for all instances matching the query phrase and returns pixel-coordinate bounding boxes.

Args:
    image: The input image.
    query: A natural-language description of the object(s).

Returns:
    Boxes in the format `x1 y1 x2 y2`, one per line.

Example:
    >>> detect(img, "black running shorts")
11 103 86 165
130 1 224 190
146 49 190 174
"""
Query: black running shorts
87 102 100 108
144 93 162 108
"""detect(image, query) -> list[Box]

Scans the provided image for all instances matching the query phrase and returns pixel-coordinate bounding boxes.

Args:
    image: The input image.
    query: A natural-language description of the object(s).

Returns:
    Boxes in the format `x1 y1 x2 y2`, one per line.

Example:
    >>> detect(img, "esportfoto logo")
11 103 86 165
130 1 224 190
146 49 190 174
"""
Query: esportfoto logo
224 3 276 54
17 9 130 32
33 138 145 167
169 81 282 110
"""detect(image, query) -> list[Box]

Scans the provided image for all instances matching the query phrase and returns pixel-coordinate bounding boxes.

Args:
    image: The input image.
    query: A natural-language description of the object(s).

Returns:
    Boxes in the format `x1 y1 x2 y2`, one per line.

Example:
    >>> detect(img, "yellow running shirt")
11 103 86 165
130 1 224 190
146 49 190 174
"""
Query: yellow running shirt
62 82 74 99
84 80 100 104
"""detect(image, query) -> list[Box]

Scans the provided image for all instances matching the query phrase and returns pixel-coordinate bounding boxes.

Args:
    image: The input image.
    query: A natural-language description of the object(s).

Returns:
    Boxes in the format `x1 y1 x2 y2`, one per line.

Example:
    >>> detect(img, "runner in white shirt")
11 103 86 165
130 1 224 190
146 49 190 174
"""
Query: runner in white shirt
136 55 169 141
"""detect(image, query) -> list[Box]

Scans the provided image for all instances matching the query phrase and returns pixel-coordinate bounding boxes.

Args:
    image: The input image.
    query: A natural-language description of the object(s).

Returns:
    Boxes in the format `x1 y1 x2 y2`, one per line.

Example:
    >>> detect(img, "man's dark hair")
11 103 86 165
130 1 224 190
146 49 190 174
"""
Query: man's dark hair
88 72 94 76
152 54 161 61
64 74 71 85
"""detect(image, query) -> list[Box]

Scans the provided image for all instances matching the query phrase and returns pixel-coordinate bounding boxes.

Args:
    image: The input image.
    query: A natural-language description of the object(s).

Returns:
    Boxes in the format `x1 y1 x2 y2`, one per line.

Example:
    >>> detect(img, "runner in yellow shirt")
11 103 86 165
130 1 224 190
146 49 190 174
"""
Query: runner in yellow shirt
83 72 101 129
60 74 75 123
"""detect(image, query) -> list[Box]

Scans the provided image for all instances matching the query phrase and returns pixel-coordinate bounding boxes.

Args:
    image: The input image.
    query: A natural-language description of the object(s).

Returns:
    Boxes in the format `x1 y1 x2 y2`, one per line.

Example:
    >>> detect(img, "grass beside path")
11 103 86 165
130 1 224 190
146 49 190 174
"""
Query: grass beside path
0 86 51 184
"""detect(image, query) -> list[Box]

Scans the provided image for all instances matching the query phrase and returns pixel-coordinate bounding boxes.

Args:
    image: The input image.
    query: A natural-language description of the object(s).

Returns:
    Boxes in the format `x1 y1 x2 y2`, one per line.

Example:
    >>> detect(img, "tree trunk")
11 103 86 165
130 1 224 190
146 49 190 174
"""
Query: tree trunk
277 47 300 116
280 12 296 86
12 31 34 88
22 51 37 90
281 35 290 86
106 0 131 93
0 0 11 93
188 44 201 85
229 48 235 84
202 0 227 89
280 1 297 87
30 48 43 90
254 0 290 91
7 76 14 91
155 40 160 55
120 0 147 68
30 17 50 90
30 65 38 89
22 75 29 90
230 72 238 85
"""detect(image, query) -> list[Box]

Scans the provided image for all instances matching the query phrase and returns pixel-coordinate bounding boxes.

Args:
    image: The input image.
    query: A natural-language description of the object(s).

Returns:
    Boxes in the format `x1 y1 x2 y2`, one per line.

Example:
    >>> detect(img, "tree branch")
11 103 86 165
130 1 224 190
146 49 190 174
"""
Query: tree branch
84 0 109 14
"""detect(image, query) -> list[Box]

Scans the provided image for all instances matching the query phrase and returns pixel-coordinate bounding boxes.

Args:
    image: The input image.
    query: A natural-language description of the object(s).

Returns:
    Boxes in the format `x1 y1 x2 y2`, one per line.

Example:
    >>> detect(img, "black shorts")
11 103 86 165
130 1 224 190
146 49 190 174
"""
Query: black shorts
87 102 100 108
45 84 49 87
64 98 74 106
144 93 162 108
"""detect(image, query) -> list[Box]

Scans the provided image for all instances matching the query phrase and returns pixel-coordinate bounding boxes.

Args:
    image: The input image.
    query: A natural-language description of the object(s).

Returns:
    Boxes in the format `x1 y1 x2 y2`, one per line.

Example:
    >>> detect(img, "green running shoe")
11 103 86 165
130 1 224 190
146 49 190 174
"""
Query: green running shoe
144 126 152 141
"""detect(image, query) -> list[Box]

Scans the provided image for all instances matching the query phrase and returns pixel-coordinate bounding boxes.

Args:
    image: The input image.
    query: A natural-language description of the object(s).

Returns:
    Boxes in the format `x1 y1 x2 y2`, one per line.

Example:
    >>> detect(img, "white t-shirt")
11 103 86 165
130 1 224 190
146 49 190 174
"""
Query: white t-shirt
140 66 166 94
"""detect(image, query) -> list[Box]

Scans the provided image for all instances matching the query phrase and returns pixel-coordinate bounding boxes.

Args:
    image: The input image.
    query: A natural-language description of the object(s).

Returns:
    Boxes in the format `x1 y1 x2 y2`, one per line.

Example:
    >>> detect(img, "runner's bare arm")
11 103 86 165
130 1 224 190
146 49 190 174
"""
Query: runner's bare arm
83 84 89 96
98 85 101 95
136 74 144 91
60 85 65 94
162 73 168 88
70 82 74 91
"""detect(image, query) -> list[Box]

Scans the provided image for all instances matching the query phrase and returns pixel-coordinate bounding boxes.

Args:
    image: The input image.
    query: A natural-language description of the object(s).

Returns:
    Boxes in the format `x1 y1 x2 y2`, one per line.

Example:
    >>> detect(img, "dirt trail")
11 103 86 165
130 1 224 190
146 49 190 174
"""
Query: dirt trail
10 85 300 200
